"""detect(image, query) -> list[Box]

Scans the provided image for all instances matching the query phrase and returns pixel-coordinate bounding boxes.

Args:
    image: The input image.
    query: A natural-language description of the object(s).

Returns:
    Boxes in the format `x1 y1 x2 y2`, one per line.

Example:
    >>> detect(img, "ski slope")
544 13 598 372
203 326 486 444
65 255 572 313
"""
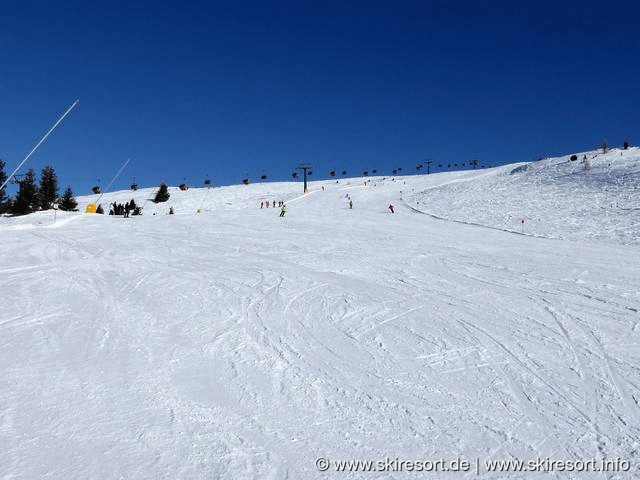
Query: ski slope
1 149 639 478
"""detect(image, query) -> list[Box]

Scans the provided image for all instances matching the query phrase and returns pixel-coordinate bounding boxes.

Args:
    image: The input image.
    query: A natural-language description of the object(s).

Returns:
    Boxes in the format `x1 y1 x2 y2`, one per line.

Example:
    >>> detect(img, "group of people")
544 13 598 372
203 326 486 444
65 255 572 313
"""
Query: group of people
109 200 140 217
261 200 285 208
259 194 395 215
259 199 288 216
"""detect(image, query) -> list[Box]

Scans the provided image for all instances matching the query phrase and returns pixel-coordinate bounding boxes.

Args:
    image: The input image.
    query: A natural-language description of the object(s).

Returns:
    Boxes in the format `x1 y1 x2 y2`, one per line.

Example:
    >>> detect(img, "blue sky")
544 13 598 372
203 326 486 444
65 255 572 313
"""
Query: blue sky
1 0 638 195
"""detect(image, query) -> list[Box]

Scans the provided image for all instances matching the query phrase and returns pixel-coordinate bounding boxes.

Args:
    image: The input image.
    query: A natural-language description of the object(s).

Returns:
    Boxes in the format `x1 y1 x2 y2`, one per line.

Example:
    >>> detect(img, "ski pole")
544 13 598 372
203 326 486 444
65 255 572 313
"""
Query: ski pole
95 158 130 205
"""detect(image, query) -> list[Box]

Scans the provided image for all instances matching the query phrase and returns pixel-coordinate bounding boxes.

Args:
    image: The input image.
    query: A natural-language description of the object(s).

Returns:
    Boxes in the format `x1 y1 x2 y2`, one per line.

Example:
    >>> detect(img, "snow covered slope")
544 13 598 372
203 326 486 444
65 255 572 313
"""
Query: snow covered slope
405 147 640 244
1 150 639 478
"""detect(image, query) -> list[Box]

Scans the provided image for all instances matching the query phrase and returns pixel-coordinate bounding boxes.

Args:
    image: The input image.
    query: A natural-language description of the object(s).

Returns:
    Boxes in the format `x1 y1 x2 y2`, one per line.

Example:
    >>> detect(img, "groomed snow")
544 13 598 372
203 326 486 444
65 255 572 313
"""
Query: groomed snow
1 149 639 478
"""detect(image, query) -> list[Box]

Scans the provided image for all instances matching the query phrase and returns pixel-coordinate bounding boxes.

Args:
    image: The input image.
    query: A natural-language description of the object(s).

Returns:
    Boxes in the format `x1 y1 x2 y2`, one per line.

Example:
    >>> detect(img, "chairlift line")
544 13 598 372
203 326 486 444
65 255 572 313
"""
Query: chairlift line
0 99 79 192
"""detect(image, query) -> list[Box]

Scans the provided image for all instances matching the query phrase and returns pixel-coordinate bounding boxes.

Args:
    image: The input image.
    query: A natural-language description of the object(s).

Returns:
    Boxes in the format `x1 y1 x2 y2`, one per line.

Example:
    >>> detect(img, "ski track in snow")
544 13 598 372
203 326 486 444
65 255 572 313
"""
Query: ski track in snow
1 149 640 478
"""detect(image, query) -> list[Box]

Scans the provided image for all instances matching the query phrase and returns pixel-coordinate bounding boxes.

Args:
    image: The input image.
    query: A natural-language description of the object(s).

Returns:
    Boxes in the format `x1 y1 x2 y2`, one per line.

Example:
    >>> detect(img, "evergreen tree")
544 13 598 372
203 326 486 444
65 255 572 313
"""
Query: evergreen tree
153 183 170 203
12 168 39 215
96 204 104 214
2 198 14 215
38 165 59 210
59 186 78 211
0 159 7 212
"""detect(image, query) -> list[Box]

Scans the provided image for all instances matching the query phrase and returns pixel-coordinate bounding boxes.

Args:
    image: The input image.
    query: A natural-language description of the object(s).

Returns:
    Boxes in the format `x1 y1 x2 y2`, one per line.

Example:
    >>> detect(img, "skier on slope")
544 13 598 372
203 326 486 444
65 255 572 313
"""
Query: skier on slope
388 204 395 213
280 204 287 217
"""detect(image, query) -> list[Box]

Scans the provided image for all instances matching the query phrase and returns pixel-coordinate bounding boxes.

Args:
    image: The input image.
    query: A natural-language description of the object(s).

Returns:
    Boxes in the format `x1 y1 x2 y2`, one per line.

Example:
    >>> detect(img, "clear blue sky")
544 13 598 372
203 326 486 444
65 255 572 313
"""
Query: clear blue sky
1 0 638 195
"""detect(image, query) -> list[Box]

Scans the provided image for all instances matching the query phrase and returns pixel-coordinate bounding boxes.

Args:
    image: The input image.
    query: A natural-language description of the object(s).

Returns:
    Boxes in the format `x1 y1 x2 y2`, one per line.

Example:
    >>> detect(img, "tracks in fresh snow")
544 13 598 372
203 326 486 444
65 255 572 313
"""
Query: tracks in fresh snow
2 196 639 478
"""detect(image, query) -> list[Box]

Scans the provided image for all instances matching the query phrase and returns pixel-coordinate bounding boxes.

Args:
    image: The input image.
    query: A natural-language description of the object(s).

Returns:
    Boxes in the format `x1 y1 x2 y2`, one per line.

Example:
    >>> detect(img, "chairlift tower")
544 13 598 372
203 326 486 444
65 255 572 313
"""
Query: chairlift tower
425 159 432 174
298 164 313 193
9 173 26 185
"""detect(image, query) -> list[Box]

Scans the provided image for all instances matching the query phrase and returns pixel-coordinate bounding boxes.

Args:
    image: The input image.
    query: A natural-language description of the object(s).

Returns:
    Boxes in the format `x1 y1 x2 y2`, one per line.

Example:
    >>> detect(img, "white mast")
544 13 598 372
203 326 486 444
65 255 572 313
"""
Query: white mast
0 99 79 192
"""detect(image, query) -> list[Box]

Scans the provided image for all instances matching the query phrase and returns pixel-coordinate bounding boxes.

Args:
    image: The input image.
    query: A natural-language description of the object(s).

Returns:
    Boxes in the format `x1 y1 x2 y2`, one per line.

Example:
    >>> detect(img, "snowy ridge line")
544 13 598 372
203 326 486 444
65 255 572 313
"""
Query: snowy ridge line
399 198 549 240
417 164 511 190
402 148 640 245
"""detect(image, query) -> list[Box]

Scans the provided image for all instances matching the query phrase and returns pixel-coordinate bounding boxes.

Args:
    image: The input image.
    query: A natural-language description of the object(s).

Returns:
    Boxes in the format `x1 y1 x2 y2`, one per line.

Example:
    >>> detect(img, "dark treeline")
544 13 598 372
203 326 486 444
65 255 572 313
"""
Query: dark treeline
0 162 78 215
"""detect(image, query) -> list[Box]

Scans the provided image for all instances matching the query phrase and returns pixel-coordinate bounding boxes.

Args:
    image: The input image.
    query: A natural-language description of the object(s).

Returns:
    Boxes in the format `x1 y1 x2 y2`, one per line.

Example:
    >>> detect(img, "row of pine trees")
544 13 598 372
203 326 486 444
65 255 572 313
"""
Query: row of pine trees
0 161 78 215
